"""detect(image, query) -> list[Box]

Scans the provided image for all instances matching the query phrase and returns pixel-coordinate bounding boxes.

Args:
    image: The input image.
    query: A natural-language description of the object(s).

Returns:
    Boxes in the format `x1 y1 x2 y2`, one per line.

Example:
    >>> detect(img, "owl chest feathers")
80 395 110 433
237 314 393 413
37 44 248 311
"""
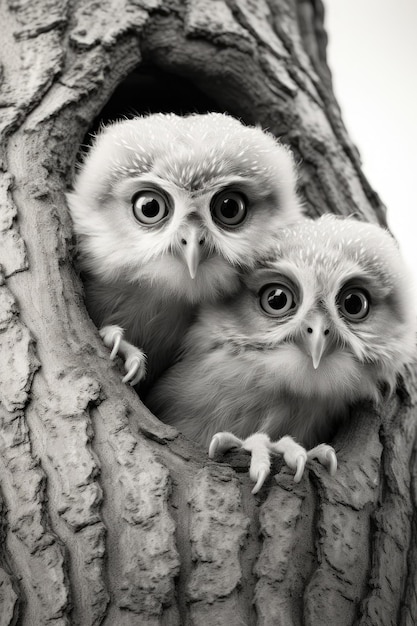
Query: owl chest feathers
201 343 359 444
146 333 374 448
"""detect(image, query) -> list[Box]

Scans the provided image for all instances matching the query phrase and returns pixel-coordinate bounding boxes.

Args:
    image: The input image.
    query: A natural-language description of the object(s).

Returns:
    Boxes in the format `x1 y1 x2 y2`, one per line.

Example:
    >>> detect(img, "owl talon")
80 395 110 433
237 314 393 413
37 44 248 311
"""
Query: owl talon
252 467 269 494
100 324 124 359
307 444 338 475
122 353 147 386
327 449 338 475
110 334 122 360
271 436 308 482
208 433 338 489
208 432 274 493
208 435 220 458
243 433 272 491
208 432 243 457
294 455 306 482
99 325 146 385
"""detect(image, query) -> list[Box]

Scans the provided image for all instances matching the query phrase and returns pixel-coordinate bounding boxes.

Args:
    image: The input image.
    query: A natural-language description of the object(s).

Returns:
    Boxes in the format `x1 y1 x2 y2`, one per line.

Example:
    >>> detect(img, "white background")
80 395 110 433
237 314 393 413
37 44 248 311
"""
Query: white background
324 0 417 285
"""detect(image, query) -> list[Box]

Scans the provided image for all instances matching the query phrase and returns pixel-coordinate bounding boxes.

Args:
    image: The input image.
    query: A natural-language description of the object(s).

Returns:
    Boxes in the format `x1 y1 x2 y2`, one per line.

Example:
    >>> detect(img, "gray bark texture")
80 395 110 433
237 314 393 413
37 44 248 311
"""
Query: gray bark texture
0 0 416 624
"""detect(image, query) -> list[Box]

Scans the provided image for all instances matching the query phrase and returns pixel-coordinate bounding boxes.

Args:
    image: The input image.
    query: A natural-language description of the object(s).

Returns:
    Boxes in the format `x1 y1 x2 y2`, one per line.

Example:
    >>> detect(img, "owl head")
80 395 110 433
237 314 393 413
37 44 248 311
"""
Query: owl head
192 215 416 403
67 113 302 303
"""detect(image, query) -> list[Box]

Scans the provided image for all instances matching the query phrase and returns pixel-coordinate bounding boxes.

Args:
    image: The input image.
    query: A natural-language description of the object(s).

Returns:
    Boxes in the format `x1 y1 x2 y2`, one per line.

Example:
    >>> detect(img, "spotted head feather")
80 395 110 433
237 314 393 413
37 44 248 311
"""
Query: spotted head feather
67 112 302 301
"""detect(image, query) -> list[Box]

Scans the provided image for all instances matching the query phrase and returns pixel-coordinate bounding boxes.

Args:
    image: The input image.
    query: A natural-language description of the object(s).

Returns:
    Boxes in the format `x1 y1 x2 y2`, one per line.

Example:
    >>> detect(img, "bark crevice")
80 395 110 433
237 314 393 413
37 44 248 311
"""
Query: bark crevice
0 1 415 624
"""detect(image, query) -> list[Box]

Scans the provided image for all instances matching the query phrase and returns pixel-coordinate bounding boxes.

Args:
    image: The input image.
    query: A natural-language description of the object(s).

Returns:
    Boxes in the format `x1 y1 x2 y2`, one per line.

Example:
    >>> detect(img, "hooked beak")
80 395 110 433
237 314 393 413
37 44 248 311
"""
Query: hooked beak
180 227 205 279
304 316 331 370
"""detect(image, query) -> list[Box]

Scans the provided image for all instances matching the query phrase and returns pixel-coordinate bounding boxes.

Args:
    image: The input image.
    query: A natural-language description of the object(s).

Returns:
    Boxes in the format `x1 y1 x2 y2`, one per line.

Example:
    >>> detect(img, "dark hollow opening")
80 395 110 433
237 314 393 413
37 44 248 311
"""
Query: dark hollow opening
88 65 227 138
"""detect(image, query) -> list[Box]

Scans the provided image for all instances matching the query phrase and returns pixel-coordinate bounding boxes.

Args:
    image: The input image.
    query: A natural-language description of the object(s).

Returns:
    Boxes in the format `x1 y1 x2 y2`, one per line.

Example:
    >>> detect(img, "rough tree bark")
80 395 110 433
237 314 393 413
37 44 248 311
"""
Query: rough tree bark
0 0 416 624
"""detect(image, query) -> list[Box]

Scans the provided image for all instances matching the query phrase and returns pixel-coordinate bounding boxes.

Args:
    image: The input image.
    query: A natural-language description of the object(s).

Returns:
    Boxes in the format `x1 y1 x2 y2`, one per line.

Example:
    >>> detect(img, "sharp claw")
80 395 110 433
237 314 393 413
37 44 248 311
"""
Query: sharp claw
122 371 135 384
327 449 338 475
129 373 142 387
208 436 219 458
110 333 122 360
252 468 268 494
122 358 141 384
294 455 306 482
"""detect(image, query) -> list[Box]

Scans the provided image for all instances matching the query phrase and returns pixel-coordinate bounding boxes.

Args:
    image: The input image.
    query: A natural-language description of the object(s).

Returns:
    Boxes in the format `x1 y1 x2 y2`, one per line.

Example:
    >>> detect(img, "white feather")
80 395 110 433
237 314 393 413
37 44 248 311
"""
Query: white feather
67 112 303 391
147 215 417 447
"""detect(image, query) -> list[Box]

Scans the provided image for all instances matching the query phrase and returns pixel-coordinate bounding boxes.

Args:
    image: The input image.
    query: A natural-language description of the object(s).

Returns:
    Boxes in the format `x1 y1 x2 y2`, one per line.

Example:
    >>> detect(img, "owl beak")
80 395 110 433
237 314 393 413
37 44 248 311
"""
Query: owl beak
180 229 204 279
304 318 331 370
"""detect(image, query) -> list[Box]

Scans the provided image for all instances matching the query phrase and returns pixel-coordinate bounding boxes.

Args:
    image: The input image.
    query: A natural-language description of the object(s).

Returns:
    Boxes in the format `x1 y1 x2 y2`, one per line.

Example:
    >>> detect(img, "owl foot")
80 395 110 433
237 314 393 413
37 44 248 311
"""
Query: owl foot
243 433 275 494
209 433 337 494
100 325 123 360
209 432 271 494
270 436 308 484
209 432 307 494
307 443 337 475
99 325 147 386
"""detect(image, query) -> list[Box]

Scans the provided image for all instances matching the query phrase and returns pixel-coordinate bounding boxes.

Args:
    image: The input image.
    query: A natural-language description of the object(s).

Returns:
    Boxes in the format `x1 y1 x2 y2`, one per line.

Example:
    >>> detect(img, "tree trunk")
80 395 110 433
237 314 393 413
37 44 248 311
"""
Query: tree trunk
0 0 415 624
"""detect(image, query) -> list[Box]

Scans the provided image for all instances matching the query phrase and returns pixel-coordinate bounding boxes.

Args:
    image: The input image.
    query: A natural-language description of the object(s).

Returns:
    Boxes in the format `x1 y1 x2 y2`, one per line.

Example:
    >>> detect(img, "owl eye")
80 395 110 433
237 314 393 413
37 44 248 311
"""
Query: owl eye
132 190 168 225
339 288 370 321
259 284 297 317
211 191 247 228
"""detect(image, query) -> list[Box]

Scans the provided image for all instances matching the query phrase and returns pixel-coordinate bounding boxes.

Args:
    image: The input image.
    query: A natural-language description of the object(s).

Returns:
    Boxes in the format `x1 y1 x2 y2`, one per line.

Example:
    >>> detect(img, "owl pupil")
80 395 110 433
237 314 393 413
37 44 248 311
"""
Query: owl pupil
221 199 239 218
268 290 287 309
142 199 160 217
344 294 362 315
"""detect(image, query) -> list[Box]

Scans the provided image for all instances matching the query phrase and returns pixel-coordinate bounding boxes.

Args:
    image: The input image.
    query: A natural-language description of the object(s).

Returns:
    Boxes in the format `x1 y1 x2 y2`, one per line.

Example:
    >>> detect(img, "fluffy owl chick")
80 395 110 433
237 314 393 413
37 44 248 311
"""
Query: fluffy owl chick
146 215 416 492
67 113 302 392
